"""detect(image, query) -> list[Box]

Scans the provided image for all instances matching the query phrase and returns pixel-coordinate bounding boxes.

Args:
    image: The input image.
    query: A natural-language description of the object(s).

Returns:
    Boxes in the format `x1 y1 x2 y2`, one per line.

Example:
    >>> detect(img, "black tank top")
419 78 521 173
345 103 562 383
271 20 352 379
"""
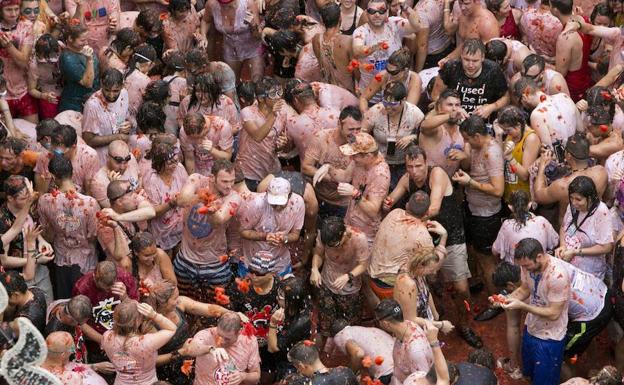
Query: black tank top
340 8 359 35
158 308 190 354
406 167 465 246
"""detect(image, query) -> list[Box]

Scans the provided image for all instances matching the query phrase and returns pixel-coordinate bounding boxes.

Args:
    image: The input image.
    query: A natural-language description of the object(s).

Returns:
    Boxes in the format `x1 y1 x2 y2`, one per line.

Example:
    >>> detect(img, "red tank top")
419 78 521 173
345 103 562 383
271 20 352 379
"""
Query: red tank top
500 11 520 40
565 29 593 102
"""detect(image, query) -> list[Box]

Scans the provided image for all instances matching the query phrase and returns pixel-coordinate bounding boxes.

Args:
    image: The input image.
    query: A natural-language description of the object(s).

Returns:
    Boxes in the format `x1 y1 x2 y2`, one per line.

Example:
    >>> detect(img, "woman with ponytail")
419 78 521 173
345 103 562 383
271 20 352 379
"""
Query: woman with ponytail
124 43 157 124
556 176 614 279
493 190 559 264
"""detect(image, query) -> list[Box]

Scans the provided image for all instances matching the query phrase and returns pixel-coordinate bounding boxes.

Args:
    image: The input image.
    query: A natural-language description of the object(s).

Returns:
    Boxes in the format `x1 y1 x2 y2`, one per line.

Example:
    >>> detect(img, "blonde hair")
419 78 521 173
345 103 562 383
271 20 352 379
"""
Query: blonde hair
407 246 439 276
145 280 176 312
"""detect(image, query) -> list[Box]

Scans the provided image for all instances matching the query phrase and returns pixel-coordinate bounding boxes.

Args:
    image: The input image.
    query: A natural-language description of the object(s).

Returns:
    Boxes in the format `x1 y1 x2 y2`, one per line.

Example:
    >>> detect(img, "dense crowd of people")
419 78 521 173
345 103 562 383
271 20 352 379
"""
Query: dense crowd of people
3 0 624 383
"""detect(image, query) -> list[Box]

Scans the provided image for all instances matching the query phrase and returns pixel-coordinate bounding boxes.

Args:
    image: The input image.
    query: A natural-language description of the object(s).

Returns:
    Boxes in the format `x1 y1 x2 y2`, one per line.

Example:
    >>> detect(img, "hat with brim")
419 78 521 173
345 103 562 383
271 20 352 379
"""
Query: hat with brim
267 177 291 205
340 132 378 156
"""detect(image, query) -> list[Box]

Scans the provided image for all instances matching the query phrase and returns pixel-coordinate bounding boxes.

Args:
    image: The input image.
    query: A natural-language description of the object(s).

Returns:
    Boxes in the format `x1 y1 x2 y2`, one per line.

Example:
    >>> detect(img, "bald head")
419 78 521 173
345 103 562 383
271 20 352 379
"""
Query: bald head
108 140 130 157
107 140 131 173
46 332 74 357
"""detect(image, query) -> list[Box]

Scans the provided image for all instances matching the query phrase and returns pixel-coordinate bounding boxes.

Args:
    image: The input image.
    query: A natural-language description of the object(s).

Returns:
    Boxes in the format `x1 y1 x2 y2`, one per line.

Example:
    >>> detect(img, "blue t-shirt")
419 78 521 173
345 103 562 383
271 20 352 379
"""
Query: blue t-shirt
59 50 100 112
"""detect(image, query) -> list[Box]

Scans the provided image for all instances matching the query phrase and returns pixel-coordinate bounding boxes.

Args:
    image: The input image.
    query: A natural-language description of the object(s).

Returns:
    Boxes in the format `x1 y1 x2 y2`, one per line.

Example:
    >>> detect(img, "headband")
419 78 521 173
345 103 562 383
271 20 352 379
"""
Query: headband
134 52 152 62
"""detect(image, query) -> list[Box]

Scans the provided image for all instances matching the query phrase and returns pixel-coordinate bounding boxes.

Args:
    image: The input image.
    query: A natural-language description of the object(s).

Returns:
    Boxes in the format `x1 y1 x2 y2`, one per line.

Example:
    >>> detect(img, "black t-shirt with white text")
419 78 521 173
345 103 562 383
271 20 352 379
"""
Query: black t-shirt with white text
439 59 507 113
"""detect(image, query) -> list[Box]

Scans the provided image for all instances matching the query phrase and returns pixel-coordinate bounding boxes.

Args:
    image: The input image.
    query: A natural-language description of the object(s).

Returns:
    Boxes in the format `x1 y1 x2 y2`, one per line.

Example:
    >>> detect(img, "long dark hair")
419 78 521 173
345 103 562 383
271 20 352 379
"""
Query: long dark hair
566 176 600 233
125 44 157 78
509 190 531 230
130 231 157 280
189 73 221 110
278 276 310 320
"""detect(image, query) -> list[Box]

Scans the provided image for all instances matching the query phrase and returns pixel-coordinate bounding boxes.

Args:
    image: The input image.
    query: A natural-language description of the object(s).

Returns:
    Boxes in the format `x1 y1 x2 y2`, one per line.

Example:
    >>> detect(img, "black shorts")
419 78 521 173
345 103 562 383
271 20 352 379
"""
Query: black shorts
565 290 613 357
464 206 503 254
423 43 456 70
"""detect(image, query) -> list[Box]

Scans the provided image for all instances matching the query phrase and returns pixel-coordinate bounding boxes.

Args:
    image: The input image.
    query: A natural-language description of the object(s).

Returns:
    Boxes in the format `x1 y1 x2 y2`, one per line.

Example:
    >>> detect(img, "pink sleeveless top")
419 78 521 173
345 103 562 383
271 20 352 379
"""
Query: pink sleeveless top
211 0 263 62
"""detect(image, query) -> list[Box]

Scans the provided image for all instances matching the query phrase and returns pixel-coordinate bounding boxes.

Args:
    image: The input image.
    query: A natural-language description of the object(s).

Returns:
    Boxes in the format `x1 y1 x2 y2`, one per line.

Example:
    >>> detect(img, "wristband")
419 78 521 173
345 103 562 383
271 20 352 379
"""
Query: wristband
269 324 278 329
347 273 354 282
429 340 441 348
578 248 583 257
27 249 37 254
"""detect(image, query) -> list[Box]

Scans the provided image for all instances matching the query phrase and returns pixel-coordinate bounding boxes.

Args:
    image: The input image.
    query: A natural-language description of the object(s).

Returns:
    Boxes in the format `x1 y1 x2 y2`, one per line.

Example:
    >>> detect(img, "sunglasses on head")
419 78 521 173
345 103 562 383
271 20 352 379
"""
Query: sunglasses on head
367 7 387 14
110 154 131 163
22 7 39 15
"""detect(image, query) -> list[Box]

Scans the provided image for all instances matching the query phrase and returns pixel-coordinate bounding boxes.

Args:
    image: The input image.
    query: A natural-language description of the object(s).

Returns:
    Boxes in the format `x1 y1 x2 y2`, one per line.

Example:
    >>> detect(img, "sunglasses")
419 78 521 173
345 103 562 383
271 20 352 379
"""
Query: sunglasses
386 67 403 76
110 154 131 163
110 184 134 202
267 88 283 100
22 7 39 15
367 7 387 14
382 99 402 107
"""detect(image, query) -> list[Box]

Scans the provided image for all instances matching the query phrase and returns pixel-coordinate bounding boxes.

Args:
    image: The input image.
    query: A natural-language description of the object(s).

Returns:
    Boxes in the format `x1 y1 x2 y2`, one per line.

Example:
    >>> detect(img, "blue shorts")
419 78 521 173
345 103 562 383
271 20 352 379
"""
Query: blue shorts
237 262 292 278
522 328 565 385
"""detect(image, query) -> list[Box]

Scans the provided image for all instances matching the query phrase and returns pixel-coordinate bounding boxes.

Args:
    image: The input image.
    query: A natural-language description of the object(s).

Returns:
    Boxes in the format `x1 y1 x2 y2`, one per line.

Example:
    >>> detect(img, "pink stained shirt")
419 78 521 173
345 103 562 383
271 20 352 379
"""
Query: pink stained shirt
238 192 305 273
331 326 394 378
37 191 100 273
190 327 261 385
163 8 201 53
142 164 189 250
318 227 370 295
345 155 390 245
64 362 108 385
82 89 130 166
314 82 359 111
414 0 449 54
101 331 159 385
285 106 340 160
519 8 562 59
28 58 62 96
562 202 614 279
163 75 188 133
179 115 234 177
65 0 121 53
98 46 128 73
178 94 241 134
522 255 570 341
35 144 101 193
392 320 434 385
305 128 352 207
180 174 242 265
235 103 284 182
492 215 559 264
465 139 504 217
295 43 322 83
226 190 261 263
89 158 141 207
557 258 608 322
368 209 434 280
124 70 151 126
0 20 34 100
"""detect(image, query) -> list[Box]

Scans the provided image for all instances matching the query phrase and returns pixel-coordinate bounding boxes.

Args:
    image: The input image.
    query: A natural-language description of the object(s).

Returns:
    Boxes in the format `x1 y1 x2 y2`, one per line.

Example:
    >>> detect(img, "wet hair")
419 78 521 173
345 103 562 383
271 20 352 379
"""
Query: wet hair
407 246 439 276
0 137 26 155
237 81 256 105
462 38 486 56
522 54 546 75
509 190 531 229
184 49 209 74
329 318 349 337
145 280 176 311
149 141 176 173
3 175 27 198
163 50 186 75
587 105 613 126
284 78 304 104
212 159 235 177
266 30 301 56
254 76 282 99
290 80 315 102
387 48 412 70
514 237 544 261
218 312 242 332
485 39 507 66
101 68 124 89
95 261 118 289
586 86 616 116
339 105 363 122
110 28 141 54
565 132 590 160
513 76 539 99
383 81 407 101
497 105 527 136
143 80 170 106
267 7 297 29
459 115 488 137
427 362 459 385
51 124 78 148
136 101 166 134
183 112 206 136
34 34 60 60
136 9 163 36
168 0 191 13
319 2 341 28
36 119 60 141
551 0 573 14
48 154 73 180
0 270 27 296
406 190 430 218
492 261 521 288
126 44 157 78
65 23 88 42
320 216 346 246
485 0 505 12
591 3 613 23
405 145 427 161
287 341 319 365
590 366 622 385
278 276 310 319
437 89 461 105
567 176 600 231
468 348 495 369
67 295 93 323
374 299 404 322
189 73 222 110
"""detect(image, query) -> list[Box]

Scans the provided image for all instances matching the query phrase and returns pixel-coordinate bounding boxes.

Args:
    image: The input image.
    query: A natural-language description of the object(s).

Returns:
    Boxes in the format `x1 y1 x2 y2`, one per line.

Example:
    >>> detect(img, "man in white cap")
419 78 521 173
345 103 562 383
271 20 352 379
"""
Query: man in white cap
314 132 390 246
239 177 305 277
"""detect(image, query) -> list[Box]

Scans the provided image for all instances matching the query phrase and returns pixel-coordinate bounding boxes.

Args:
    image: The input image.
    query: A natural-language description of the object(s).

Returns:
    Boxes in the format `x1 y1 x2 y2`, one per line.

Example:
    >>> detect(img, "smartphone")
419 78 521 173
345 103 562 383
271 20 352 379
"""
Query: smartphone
387 137 396 156
553 140 565 164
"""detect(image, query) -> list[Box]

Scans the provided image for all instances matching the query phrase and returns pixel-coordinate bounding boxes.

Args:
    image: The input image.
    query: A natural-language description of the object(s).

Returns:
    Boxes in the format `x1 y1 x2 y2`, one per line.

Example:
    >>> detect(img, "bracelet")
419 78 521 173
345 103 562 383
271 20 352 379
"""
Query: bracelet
444 8 450 11
347 273 354 282
429 340 441 348
27 249 37 254
269 324 278 329
578 248 583 257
